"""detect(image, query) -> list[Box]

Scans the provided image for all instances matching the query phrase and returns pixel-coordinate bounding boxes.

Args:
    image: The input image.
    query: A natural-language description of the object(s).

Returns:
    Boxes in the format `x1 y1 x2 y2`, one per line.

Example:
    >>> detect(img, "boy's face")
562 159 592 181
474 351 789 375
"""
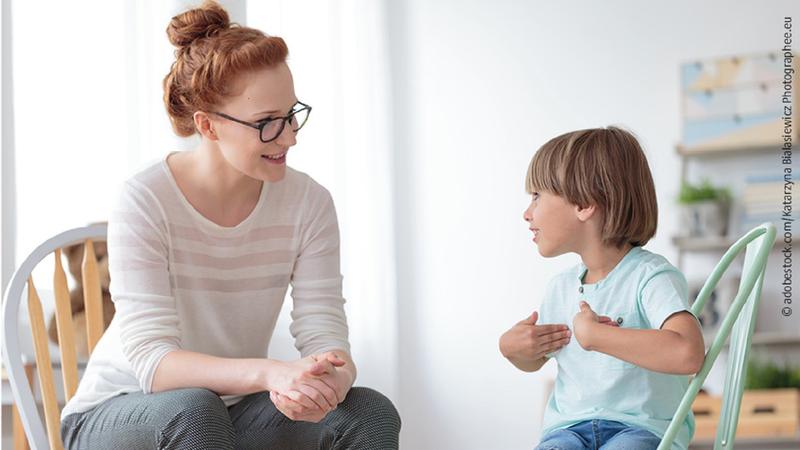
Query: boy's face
523 191 586 257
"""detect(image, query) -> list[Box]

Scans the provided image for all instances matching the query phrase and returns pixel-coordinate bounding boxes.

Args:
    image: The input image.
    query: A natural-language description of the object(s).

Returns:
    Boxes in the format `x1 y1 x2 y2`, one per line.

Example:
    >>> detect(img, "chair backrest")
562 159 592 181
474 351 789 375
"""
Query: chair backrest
2 223 108 450
657 222 777 450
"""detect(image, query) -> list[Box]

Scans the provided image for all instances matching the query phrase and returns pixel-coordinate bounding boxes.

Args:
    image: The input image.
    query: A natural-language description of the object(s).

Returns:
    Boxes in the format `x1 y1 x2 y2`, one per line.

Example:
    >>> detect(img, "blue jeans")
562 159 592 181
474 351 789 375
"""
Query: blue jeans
536 420 661 450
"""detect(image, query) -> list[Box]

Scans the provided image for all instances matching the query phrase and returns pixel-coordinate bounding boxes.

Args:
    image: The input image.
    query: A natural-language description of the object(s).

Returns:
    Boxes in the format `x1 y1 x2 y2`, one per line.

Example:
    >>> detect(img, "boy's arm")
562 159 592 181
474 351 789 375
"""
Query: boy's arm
574 303 705 374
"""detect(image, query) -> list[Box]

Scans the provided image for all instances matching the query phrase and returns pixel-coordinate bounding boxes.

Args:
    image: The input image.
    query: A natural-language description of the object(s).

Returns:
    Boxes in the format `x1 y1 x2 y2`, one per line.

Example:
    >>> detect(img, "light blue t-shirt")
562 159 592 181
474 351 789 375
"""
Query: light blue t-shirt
539 245 696 450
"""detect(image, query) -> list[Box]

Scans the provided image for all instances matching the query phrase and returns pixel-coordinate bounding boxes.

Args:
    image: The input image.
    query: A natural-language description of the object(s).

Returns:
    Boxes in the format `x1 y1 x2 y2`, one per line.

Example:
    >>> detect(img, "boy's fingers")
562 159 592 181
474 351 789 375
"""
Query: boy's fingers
520 310 538 325
534 324 570 336
547 338 569 352
543 330 571 344
598 316 620 327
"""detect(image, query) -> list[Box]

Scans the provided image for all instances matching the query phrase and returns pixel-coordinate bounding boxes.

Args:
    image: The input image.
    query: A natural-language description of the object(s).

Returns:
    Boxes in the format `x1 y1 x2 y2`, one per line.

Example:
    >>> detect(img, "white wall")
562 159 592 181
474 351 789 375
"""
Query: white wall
387 1 797 448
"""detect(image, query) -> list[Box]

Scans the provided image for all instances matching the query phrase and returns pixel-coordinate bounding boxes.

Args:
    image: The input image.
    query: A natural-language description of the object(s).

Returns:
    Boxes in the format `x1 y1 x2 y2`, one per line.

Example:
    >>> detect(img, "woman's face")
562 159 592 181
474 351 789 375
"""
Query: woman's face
211 63 299 182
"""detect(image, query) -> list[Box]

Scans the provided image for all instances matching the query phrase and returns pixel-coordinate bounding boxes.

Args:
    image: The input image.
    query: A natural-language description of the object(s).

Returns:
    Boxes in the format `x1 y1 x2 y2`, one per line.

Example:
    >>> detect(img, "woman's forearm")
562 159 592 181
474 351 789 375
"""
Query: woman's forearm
151 349 277 395
580 324 702 374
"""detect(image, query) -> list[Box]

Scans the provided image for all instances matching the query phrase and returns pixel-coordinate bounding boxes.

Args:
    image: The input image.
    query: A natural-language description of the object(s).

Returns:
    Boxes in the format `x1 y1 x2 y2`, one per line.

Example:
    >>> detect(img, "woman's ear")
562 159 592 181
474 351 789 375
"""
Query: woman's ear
575 203 597 223
193 111 218 141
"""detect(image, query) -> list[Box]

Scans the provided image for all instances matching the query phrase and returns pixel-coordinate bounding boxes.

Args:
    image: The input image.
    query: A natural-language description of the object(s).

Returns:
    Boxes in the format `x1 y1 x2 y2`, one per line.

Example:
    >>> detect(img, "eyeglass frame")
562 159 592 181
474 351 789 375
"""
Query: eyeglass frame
209 101 312 143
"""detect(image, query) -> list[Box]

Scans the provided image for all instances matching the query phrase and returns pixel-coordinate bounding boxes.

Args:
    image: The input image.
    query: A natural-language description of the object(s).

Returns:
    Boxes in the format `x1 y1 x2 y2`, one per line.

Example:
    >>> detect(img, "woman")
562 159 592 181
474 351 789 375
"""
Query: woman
59 1 400 448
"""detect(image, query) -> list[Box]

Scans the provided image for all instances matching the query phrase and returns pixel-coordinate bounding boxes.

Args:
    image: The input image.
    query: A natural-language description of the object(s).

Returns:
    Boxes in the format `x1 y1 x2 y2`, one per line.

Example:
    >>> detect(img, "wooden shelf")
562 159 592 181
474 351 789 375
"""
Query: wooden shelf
750 332 800 346
677 143 784 157
672 235 783 252
689 435 800 449
702 332 800 350
673 235 739 251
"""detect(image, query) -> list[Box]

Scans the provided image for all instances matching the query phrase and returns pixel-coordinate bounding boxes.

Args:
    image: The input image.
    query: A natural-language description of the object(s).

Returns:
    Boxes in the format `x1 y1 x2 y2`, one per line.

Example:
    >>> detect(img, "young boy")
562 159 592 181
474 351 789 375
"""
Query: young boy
499 127 705 450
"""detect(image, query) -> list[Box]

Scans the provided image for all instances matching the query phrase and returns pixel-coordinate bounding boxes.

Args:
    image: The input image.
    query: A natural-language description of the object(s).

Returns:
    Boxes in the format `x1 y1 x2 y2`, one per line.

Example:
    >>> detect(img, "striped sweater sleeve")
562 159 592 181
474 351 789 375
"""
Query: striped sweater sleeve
108 180 181 393
289 182 351 357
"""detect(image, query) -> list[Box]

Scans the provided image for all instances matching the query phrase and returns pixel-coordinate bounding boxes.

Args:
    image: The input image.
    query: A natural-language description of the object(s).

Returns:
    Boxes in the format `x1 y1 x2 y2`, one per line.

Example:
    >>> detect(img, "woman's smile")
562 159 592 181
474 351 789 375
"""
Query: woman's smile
261 151 287 164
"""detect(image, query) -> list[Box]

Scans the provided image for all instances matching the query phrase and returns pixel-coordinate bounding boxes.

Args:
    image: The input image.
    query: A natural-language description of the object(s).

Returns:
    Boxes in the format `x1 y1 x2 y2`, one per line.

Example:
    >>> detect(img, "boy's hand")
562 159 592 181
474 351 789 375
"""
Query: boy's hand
499 311 571 367
573 301 619 350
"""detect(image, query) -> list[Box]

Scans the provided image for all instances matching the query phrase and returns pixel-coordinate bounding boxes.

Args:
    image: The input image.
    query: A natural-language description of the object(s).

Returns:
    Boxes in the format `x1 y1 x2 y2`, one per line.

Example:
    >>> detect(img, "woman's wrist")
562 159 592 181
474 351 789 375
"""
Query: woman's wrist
257 358 285 393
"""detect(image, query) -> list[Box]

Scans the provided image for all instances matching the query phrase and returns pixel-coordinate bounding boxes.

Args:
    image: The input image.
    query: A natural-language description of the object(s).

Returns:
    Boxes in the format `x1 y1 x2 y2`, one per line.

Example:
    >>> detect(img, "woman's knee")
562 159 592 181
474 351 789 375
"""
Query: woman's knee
158 388 235 449
156 388 228 417
342 387 401 431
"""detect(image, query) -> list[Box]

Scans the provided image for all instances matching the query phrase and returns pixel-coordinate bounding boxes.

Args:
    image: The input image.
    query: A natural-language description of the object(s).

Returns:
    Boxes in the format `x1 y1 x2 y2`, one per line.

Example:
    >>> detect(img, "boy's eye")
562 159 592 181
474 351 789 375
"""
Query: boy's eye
532 192 540 200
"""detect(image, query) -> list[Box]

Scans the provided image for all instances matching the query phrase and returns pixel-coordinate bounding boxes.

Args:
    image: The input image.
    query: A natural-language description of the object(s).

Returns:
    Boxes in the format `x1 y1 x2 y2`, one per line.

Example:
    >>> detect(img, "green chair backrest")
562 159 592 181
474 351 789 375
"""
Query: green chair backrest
658 222 777 450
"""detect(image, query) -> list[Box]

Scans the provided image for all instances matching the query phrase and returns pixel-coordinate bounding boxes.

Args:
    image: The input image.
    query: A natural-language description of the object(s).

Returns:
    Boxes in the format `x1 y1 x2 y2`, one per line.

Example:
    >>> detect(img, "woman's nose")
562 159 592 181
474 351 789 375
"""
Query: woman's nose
275 122 297 147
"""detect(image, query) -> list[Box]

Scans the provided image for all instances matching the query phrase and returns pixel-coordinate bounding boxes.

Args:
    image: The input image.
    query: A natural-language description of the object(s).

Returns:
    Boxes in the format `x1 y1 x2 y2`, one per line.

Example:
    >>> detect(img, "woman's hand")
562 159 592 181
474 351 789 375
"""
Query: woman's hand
267 355 346 422
312 351 355 401
499 311 572 369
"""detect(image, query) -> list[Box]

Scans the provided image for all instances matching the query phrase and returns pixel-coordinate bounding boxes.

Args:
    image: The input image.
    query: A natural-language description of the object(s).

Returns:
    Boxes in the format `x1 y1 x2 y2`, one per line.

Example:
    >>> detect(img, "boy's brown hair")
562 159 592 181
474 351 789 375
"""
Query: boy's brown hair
525 126 658 248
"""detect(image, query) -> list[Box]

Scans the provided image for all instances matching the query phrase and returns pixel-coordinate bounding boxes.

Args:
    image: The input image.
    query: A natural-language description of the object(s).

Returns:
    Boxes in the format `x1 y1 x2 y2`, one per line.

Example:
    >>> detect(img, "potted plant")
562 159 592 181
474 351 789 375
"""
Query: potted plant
678 178 731 237
746 358 800 390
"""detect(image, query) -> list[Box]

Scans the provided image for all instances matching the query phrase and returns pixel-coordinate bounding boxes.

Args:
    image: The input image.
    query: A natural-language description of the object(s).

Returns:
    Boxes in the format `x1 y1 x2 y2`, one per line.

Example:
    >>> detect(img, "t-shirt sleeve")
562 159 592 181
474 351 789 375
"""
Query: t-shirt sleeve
638 268 693 329
289 183 350 357
108 180 181 393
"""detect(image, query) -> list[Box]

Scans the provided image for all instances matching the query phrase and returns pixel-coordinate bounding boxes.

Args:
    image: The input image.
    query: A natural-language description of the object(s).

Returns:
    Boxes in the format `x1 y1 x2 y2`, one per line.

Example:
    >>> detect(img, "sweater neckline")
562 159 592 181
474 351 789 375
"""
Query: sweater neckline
161 151 269 233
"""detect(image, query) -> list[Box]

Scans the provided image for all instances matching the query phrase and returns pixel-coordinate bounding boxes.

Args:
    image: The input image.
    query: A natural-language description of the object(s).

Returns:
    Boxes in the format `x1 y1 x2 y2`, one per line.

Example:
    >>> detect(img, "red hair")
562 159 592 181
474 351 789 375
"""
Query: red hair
163 0 289 137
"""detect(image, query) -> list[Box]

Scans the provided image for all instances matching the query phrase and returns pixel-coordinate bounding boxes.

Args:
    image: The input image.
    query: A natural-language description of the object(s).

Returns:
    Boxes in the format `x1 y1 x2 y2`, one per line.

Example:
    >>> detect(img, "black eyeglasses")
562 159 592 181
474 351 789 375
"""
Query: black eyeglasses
210 101 312 143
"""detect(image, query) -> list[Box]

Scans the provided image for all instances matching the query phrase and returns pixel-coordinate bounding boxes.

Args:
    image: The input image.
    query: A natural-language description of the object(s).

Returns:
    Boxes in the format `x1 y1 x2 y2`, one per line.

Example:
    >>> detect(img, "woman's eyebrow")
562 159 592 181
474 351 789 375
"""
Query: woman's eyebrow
251 100 300 119
251 109 280 118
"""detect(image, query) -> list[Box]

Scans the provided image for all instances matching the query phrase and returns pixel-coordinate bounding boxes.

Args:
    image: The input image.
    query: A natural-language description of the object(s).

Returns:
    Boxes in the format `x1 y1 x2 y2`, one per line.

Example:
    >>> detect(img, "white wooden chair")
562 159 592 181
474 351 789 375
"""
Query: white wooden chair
3 223 108 450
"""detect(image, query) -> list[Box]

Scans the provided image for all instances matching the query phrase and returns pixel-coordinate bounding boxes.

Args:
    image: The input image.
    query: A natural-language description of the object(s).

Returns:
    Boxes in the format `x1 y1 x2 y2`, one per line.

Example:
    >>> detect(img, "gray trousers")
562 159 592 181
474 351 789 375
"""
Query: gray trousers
60 387 400 449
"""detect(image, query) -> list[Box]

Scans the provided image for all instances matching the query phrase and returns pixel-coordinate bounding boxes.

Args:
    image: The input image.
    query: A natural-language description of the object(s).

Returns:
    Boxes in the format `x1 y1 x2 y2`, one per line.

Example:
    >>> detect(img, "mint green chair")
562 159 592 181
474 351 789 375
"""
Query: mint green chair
658 222 777 450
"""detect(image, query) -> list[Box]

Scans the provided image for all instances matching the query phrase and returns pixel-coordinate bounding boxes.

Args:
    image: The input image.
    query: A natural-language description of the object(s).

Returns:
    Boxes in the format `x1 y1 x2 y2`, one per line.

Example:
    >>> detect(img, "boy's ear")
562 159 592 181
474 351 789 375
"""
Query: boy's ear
575 203 597 222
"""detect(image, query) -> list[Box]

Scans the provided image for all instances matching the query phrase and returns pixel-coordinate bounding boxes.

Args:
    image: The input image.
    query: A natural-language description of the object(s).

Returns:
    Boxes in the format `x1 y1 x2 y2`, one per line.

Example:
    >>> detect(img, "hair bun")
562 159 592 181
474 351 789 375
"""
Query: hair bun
166 0 230 48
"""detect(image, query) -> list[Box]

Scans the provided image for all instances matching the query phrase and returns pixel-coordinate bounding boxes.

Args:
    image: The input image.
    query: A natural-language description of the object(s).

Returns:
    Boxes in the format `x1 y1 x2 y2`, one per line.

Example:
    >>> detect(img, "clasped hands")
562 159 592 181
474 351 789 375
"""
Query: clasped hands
268 351 354 423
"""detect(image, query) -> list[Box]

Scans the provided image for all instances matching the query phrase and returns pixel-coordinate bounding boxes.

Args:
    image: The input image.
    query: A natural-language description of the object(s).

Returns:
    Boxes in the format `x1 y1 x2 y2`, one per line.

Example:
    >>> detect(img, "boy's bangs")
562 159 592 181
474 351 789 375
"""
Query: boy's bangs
525 147 562 195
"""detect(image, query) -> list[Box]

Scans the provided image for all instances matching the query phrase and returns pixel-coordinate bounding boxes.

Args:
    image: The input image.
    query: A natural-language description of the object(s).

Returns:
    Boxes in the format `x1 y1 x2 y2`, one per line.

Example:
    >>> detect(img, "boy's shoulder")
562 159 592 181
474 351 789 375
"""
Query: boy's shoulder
614 247 687 299
627 246 684 280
